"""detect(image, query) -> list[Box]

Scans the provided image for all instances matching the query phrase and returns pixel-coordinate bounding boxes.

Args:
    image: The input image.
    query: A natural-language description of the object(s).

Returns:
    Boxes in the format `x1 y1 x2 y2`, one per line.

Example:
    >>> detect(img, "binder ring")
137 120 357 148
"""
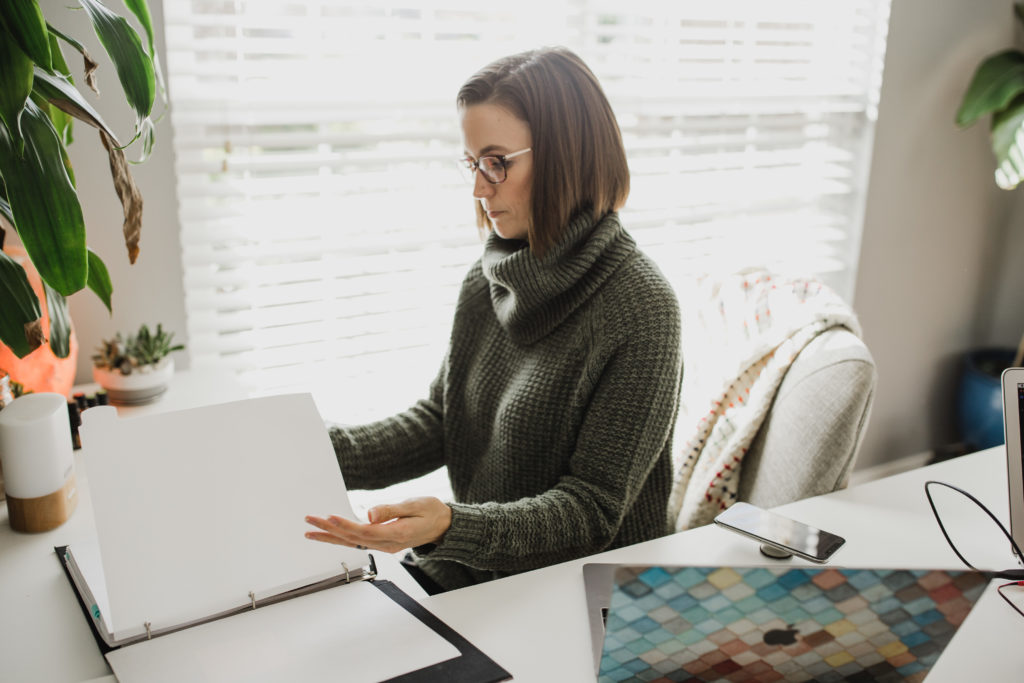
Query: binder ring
249 591 256 610
342 562 350 582
144 621 152 639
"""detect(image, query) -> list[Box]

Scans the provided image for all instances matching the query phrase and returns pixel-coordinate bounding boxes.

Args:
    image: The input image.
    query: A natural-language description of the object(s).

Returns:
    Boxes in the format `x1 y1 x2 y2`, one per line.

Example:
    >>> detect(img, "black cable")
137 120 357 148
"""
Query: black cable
924 480 1024 581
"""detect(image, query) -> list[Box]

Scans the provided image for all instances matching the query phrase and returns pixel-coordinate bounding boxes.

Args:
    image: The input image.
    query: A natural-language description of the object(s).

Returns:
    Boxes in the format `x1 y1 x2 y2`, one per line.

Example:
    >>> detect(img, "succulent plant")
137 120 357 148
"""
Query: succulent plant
92 324 184 375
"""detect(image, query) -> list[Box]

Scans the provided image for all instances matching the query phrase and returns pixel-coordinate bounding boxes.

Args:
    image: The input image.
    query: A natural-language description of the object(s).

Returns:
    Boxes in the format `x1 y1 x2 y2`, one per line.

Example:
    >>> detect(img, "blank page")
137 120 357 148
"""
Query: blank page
105 581 460 683
81 394 369 640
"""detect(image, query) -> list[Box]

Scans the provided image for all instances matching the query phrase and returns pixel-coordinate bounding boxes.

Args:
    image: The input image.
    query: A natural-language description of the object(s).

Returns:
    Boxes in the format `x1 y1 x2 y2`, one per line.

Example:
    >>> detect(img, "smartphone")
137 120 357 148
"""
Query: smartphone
713 502 845 563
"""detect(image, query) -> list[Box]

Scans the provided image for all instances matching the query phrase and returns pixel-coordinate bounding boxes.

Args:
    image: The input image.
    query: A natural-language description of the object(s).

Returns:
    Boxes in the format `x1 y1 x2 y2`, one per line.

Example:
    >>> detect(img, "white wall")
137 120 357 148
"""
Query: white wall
40 0 1022 471
853 0 1018 468
37 0 189 382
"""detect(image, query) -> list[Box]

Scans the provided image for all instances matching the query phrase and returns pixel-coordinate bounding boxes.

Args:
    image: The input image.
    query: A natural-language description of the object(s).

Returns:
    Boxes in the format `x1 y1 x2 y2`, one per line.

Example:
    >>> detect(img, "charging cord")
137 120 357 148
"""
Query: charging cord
924 480 1024 617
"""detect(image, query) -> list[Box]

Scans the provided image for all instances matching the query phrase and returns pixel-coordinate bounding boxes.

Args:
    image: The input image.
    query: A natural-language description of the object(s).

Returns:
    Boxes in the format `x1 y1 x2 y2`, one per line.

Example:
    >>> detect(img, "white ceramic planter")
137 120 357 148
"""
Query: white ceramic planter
92 357 175 405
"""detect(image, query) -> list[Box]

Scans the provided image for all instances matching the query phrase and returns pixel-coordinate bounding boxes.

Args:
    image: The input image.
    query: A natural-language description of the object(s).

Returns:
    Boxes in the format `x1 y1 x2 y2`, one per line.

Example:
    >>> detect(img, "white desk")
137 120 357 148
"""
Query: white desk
420 447 1024 682
0 370 426 683
2 396 1021 682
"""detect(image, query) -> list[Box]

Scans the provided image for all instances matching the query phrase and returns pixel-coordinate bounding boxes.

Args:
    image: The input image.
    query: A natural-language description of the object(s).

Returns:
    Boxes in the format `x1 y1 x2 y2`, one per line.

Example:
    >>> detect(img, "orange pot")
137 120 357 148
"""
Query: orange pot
0 245 79 397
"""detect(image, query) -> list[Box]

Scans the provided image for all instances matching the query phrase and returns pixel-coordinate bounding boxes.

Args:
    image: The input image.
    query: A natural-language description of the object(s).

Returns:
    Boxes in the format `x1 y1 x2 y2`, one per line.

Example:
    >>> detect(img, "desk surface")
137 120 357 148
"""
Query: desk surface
0 371 427 683
420 447 1024 682
2 374 1022 682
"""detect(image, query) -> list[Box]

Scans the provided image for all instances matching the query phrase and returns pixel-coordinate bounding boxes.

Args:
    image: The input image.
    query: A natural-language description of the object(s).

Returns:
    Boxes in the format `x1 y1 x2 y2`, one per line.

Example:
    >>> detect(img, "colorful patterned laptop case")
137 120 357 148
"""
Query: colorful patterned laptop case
596 566 988 683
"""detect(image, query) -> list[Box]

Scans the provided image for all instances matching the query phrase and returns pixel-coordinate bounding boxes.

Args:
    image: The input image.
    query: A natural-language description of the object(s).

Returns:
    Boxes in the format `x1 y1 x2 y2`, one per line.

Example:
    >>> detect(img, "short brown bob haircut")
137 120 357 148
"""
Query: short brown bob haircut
457 47 630 257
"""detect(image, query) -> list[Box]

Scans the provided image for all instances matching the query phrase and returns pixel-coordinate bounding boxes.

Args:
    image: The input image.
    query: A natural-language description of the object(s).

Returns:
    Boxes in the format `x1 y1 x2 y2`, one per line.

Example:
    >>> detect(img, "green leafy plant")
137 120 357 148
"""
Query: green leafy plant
92 323 183 375
0 0 164 360
956 3 1024 190
957 2 1024 367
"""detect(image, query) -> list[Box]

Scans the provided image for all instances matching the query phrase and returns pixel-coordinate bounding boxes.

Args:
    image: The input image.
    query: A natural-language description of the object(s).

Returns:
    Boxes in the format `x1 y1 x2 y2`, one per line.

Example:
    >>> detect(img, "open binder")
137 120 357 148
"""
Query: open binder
58 394 510 683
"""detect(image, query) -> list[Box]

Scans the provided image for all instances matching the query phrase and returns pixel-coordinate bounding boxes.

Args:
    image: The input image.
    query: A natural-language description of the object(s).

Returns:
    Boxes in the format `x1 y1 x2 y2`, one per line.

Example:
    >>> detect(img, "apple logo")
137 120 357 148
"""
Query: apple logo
763 625 799 646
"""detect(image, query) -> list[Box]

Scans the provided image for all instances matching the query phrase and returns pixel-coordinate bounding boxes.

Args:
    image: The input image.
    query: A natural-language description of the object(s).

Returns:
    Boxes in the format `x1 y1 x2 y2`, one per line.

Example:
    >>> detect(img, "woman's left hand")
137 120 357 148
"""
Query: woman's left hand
305 497 452 554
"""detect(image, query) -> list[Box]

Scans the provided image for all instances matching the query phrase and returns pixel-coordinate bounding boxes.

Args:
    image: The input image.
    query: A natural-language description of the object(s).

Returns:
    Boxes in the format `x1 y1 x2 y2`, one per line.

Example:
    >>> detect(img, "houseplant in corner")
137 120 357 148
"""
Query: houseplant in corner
0 0 164 393
954 1 1024 449
92 323 184 405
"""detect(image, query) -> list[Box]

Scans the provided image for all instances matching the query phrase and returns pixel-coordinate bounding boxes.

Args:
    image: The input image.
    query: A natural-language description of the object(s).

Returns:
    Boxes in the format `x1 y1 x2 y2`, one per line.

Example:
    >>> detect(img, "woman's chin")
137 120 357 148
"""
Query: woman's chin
492 222 528 242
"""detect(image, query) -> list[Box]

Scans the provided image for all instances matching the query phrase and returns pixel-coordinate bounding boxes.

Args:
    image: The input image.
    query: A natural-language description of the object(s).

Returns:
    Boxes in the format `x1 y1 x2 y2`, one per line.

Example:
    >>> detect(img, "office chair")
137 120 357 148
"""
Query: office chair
735 325 876 508
669 270 877 530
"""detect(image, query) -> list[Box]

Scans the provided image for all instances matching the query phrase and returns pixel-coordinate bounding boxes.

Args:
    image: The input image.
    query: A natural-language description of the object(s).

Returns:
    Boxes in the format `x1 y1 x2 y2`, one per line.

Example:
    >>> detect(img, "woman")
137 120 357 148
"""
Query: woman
305 47 682 592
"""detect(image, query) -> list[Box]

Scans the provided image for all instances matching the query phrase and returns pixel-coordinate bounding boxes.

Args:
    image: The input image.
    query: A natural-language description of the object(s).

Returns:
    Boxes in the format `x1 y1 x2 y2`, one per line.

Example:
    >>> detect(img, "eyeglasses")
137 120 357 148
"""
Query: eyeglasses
457 147 531 184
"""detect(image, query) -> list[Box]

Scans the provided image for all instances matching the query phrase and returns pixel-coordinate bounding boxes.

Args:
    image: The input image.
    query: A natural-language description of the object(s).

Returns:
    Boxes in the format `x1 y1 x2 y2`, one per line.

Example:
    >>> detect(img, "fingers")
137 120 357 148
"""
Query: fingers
367 497 437 523
305 498 452 553
368 502 417 524
304 513 406 554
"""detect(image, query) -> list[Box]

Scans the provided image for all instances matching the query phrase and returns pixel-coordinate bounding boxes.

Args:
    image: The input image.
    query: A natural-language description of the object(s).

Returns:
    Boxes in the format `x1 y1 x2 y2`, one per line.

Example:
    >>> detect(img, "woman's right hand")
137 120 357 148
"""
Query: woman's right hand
304 496 452 554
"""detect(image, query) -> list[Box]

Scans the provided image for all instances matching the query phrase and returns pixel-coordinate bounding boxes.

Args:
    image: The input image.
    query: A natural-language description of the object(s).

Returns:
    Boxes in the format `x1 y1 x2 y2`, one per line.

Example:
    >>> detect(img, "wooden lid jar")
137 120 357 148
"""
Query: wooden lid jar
0 393 78 532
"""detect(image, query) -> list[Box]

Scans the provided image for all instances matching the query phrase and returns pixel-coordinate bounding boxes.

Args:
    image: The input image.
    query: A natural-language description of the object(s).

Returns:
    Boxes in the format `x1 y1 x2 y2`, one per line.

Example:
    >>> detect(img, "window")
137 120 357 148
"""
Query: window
164 0 891 421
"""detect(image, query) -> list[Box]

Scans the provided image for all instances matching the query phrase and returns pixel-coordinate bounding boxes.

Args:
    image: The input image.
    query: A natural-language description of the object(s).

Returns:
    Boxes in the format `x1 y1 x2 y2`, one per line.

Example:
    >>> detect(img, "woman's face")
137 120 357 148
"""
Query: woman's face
459 103 533 242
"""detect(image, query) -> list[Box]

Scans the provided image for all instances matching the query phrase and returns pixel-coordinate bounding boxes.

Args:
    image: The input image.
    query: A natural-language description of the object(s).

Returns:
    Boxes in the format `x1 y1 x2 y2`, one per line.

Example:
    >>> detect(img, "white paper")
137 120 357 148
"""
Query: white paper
80 394 369 640
70 537 112 631
106 581 460 683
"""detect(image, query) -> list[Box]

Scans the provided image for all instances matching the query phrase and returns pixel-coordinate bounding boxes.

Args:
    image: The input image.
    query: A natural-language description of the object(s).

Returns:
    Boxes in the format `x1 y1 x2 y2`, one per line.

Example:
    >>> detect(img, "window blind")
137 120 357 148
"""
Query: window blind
163 0 891 421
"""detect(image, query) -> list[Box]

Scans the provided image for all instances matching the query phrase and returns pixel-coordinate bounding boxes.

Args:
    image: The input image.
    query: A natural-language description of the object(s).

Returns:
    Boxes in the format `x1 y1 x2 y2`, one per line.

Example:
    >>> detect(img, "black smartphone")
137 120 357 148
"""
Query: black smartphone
713 502 846 563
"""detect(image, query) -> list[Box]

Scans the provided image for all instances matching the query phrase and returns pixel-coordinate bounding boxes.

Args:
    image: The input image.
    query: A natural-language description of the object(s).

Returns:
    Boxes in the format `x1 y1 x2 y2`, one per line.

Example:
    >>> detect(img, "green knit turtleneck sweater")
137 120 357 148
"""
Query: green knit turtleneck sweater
329 212 682 591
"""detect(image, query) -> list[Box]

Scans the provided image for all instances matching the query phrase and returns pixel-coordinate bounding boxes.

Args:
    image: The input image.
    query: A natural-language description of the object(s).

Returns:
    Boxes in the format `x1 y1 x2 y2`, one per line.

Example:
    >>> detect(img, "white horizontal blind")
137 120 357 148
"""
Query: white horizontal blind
163 0 890 422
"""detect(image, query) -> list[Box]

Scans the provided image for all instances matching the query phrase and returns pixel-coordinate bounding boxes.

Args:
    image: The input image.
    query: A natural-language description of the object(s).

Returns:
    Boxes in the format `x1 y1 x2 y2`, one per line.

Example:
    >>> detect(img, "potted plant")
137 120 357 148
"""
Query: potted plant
953 2 1024 450
92 323 184 405
0 1 164 375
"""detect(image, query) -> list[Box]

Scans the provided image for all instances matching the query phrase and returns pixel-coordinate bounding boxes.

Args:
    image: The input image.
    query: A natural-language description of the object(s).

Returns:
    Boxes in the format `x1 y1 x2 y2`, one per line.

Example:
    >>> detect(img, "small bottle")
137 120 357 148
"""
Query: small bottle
67 401 82 450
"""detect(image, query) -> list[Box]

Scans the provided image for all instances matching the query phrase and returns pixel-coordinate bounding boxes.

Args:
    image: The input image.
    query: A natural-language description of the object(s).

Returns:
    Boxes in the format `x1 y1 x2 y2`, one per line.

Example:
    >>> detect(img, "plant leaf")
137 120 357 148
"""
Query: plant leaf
122 0 166 102
0 99 87 295
78 0 155 130
0 196 13 228
44 280 71 358
48 23 100 95
122 0 155 57
992 94 1024 189
28 89 73 162
32 68 120 145
48 30 71 78
957 50 1024 127
29 89 76 187
46 34 74 146
99 130 142 263
0 0 52 72
87 247 113 312
133 116 154 164
0 20 34 154
0 249 43 358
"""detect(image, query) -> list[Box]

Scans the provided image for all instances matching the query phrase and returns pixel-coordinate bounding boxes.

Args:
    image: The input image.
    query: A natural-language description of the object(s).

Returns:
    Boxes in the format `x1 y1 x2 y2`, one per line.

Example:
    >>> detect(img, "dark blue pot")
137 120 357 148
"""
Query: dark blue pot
956 348 1015 450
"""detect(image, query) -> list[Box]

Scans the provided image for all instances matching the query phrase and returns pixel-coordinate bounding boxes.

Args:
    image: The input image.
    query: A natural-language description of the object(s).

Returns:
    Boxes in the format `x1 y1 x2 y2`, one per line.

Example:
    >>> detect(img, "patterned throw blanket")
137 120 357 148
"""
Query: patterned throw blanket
668 270 861 531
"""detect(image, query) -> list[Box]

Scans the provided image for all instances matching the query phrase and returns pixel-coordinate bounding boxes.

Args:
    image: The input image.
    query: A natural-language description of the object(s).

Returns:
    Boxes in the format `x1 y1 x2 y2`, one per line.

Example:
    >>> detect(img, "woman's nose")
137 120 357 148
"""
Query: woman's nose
472 169 494 199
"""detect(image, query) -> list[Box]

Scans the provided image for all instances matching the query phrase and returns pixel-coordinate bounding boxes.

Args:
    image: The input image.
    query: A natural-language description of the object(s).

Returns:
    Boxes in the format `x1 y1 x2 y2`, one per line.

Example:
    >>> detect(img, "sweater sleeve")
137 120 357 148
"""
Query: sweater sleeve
419 323 682 573
329 363 447 490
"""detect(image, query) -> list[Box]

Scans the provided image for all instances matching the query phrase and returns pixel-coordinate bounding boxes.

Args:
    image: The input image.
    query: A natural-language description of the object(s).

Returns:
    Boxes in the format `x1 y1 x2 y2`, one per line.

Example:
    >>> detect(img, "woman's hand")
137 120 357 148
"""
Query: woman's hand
304 497 452 554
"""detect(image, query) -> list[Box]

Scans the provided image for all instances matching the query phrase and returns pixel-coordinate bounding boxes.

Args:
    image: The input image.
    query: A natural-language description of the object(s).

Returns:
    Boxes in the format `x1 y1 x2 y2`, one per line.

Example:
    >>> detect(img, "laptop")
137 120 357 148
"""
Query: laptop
583 564 989 682
1000 367 1024 564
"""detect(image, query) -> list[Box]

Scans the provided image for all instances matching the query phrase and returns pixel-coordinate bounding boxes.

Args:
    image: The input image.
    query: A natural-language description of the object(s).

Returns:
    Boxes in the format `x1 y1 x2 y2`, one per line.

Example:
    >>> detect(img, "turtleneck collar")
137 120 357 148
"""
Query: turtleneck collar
480 211 636 344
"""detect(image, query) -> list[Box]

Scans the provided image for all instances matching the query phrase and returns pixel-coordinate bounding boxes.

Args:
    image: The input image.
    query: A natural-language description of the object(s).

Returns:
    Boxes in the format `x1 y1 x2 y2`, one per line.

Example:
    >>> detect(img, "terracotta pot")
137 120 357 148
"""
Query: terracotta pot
0 245 79 397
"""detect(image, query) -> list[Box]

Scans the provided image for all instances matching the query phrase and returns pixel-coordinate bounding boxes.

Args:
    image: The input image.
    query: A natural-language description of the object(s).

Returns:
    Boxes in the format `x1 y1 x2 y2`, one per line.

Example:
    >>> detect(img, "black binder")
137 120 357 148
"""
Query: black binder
57 546 510 683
